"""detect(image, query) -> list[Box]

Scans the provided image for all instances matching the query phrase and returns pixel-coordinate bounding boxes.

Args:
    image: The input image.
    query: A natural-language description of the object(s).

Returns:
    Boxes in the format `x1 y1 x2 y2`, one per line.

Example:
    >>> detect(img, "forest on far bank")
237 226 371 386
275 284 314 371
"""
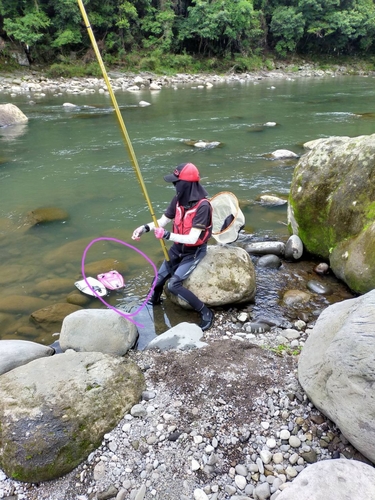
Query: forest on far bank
1 0 375 77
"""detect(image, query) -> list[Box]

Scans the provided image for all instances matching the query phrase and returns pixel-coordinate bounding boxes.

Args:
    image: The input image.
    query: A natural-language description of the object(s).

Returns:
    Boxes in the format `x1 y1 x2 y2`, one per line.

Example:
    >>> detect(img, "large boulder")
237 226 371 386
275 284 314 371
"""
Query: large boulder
0 350 144 482
168 245 256 307
59 309 138 355
0 340 54 375
298 290 375 463
288 134 375 293
0 103 28 127
276 459 375 500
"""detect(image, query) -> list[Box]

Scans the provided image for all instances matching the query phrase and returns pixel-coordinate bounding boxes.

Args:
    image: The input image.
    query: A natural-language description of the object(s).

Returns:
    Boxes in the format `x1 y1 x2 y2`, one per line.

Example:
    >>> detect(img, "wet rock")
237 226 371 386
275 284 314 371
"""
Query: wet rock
0 295 48 314
306 280 333 295
66 291 91 306
169 245 256 307
257 254 282 268
244 322 271 333
257 194 287 206
288 133 375 294
0 263 40 286
284 235 303 261
30 302 82 330
34 278 75 295
245 241 285 257
84 258 128 276
26 207 69 226
270 149 299 159
183 139 222 149
282 290 311 306
314 262 329 275
43 237 93 268
0 103 28 127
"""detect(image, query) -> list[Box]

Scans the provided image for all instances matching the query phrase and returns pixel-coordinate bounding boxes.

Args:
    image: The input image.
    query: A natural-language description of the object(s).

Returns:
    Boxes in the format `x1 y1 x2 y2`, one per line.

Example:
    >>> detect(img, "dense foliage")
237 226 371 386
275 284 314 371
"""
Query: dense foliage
0 0 375 71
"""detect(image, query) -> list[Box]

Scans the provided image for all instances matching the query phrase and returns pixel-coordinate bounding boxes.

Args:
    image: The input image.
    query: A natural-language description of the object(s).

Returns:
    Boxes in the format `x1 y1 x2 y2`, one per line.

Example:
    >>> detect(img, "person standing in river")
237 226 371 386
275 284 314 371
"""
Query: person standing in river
132 162 214 331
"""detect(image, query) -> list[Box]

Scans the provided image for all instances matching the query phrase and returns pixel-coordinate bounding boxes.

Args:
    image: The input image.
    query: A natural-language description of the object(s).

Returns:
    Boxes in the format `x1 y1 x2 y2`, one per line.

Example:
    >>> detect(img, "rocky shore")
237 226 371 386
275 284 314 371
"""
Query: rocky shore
0 302 370 500
0 61 374 98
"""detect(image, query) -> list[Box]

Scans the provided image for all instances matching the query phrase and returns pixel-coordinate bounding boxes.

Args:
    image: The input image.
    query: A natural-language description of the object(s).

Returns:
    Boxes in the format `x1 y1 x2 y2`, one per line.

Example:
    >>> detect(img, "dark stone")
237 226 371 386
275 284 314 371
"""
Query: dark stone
306 280 333 295
168 431 182 441
97 485 118 500
301 450 318 463
257 254 282 268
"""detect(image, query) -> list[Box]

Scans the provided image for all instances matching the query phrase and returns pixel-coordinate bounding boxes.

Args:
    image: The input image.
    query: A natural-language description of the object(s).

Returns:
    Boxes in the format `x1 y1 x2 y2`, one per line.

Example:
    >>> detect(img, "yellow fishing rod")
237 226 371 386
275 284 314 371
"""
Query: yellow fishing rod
76 0 169 262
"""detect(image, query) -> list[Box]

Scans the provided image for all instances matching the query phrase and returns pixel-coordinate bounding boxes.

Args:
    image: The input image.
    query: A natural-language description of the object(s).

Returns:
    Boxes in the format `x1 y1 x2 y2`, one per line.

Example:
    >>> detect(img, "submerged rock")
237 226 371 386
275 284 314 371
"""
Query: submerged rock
30 303 82 331
26 207 69 226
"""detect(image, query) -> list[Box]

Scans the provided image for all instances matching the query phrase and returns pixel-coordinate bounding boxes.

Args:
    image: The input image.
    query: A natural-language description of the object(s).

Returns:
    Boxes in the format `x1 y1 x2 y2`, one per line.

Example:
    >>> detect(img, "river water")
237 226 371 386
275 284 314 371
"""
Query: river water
0 74 374 347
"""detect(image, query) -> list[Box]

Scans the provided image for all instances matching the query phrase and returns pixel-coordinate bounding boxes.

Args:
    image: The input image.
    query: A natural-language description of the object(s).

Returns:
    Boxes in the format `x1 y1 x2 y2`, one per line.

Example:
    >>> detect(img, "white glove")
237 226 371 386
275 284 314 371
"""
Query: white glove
132 225 149 241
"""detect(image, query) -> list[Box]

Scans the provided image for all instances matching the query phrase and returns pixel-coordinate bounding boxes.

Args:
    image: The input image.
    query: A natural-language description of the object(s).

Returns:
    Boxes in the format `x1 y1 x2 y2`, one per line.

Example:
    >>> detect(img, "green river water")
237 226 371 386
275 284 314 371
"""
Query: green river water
0 74 374 347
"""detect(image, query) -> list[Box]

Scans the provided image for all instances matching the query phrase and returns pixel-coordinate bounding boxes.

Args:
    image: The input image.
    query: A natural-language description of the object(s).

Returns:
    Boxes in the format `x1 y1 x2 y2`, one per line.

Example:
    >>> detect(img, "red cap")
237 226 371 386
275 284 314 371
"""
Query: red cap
164 163 200 182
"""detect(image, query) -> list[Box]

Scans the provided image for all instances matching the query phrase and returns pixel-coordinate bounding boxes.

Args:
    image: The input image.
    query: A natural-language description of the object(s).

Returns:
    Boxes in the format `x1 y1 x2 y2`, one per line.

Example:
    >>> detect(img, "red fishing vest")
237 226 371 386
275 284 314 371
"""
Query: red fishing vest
173 199 212 246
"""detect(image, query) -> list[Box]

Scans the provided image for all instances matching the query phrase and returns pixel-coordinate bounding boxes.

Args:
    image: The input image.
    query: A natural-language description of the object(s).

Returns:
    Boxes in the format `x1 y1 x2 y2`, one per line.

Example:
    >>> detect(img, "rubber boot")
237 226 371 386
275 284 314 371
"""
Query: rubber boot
199 305 214 331
148 284 164 305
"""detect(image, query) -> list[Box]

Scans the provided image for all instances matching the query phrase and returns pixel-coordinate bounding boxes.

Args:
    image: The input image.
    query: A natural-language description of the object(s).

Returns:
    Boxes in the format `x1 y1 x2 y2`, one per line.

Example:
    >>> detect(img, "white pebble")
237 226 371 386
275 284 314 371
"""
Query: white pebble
280 429 290 440
235 475 247 490
191 459 200 471
266 438 277 449
193 488 209 500
289 436 301 448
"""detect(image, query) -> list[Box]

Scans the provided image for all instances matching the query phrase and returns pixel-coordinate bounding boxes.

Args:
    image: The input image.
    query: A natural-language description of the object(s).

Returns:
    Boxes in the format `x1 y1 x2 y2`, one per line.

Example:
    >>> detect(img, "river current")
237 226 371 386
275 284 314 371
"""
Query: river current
0 74 374 346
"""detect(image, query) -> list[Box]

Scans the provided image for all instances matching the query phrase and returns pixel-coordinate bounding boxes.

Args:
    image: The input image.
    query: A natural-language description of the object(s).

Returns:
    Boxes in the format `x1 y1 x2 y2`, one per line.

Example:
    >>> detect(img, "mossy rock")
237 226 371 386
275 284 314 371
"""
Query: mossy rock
288 134 375 293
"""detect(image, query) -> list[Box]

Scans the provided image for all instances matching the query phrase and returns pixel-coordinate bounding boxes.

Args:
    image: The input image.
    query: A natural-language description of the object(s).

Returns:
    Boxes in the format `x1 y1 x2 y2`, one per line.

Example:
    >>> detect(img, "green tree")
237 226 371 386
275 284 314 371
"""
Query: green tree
270 6 305 56
178 0 262 56
0 0 50 48
141 1 176 52
302 0 375 54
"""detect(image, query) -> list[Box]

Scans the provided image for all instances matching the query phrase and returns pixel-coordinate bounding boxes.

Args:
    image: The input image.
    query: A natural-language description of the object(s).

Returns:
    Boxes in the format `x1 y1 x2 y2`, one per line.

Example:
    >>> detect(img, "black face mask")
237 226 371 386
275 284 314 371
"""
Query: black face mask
174 180 209 207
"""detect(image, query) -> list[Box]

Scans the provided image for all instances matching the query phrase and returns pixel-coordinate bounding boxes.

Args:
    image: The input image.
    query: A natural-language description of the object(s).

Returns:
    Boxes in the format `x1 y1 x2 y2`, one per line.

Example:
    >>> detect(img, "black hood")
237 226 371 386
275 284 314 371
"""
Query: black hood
175 180 208 207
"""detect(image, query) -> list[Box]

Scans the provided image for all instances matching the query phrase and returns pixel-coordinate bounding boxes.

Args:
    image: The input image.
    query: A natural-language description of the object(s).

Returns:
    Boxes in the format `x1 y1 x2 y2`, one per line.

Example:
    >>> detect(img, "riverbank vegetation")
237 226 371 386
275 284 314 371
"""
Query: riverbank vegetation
1 0 375 77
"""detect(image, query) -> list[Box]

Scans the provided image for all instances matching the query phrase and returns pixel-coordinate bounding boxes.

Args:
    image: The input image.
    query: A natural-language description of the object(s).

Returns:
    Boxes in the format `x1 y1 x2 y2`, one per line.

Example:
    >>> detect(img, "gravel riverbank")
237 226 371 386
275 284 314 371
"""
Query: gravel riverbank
0 61 374 98
0 306 370 500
